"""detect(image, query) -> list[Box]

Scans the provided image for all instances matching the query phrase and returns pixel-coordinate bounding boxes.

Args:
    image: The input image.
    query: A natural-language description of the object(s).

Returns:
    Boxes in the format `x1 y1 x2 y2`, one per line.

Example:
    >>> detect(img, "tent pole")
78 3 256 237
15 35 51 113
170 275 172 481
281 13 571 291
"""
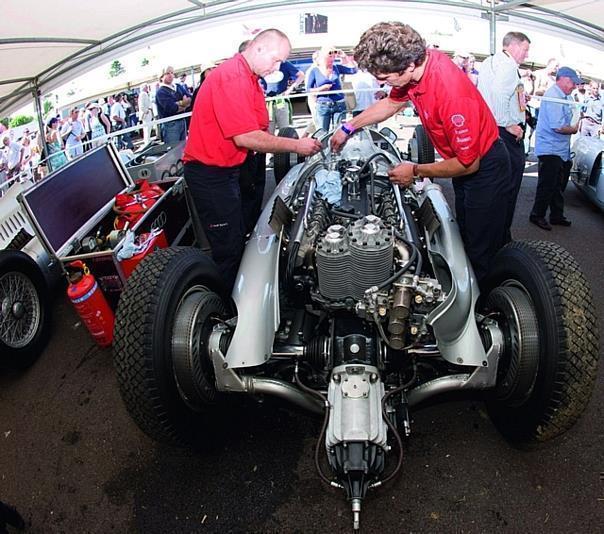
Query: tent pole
489 0 497 55
32 81 51 172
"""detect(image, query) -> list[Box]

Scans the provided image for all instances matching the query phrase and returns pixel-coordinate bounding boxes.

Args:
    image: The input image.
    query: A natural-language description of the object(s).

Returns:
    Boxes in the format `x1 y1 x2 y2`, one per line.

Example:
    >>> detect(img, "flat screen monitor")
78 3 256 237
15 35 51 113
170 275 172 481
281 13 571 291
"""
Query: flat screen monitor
22 145 130 255
301 13 328 34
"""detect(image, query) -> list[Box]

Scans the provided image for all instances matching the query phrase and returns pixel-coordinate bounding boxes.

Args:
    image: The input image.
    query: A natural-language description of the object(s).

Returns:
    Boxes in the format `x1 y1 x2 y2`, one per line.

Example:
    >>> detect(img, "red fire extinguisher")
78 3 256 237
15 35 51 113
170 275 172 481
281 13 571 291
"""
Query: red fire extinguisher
66 260 115 347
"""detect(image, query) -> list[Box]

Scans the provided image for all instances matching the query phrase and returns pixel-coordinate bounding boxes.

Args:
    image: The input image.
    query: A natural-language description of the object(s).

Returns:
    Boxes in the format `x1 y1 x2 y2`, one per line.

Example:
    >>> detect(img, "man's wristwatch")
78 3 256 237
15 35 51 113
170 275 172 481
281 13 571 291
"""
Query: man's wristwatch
412 164 419 177
341 122 355 136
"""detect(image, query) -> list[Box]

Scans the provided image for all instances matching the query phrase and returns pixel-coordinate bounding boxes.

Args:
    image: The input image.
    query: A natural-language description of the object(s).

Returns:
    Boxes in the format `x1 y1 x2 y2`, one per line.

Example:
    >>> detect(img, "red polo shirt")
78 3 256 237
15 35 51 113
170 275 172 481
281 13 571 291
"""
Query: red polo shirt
390 50 498 166
183 53 269 167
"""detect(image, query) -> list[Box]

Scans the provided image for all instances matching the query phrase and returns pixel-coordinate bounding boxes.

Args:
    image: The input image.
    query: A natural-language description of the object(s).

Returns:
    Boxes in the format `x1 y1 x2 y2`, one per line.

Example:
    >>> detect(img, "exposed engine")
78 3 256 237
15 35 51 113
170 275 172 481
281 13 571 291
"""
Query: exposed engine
270 133 448 528
209 130 500 529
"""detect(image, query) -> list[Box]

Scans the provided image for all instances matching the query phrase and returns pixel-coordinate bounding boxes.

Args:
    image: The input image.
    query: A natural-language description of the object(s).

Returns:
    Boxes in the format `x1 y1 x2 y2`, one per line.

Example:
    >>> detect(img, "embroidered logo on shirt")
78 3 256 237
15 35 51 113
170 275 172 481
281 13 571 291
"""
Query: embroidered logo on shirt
451 114 465 127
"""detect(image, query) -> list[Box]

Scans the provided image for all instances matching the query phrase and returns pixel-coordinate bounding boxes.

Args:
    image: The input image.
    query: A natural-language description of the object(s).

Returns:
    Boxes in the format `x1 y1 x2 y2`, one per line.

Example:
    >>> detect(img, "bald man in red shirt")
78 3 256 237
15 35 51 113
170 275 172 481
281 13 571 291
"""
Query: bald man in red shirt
331 22 512 283
184 29 321 290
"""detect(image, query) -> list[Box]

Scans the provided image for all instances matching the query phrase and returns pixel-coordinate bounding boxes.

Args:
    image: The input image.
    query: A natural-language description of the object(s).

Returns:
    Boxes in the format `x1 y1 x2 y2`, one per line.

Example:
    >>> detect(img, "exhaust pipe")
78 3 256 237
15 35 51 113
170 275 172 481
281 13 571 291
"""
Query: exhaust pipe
244 376 324 414
406 374 471 407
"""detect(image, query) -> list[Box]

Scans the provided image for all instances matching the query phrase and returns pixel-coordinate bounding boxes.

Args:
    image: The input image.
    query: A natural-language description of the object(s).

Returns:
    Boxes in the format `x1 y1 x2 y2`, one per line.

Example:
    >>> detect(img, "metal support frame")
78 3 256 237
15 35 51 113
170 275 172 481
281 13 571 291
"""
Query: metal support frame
31 81 50 172
489 0 497 55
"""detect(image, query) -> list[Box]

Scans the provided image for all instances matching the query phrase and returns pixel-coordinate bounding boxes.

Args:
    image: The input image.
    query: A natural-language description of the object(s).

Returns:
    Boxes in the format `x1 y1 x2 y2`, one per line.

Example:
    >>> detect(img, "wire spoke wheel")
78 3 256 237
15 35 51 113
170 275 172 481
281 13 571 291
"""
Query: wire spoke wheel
0 270 41 348
0 251 51 369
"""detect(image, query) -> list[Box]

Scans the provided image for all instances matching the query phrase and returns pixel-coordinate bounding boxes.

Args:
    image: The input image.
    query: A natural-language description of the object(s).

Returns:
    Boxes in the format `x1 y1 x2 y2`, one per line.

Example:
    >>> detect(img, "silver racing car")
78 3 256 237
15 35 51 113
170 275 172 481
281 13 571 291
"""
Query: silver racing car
113 127 599 530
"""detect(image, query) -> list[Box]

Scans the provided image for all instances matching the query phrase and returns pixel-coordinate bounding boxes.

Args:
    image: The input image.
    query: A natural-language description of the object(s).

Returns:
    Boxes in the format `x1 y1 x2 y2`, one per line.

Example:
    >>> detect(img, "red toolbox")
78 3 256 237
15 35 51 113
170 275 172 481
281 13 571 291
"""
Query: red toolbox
120 230 168 278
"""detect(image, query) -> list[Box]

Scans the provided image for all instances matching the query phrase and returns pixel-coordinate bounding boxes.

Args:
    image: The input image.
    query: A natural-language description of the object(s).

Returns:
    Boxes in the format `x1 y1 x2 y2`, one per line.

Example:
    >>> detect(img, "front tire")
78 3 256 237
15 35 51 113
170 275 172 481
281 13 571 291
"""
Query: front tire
482 240 599 446
113 247 229 446
0 250 51 370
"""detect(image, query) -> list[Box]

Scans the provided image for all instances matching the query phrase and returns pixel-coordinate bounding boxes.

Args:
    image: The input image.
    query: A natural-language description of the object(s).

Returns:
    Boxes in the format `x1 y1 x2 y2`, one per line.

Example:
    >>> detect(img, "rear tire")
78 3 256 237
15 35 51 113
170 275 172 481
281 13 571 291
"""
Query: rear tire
274 127 300 183
113 247 229 446
0 250 51 369
408 124 435 164
482 240 599 446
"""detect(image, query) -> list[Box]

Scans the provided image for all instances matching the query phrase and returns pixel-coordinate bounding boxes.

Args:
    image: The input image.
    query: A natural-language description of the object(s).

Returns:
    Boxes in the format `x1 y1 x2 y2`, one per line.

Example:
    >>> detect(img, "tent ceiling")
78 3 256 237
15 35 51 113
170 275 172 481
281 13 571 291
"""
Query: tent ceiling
1 0 602 117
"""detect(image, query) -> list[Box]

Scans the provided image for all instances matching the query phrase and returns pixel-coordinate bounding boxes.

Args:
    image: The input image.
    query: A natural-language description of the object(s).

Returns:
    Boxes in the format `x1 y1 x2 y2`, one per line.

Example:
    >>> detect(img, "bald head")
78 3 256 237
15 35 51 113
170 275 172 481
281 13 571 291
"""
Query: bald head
242 28 291 77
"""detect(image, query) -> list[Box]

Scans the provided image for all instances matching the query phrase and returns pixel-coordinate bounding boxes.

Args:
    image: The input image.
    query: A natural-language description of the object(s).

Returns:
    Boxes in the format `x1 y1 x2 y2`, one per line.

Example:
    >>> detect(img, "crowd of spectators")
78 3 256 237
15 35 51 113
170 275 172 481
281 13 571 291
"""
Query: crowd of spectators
1 36 602 200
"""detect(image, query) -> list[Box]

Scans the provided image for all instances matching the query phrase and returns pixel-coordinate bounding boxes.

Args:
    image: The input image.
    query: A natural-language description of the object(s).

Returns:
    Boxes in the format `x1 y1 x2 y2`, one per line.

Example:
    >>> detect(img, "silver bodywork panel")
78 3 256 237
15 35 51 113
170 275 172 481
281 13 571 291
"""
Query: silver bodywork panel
421 183 487 367
226 166 303 369
571 136 604 211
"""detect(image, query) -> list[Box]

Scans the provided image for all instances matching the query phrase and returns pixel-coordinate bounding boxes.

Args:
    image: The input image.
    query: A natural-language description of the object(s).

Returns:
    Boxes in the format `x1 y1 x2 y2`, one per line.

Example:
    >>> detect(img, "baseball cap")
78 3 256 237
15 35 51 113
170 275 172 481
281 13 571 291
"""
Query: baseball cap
556 66 584 84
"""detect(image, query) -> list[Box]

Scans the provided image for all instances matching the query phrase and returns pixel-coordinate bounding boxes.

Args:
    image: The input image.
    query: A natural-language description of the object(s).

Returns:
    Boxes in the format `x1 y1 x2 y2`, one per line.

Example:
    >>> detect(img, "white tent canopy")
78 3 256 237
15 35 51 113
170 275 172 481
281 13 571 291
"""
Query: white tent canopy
1 0 603 117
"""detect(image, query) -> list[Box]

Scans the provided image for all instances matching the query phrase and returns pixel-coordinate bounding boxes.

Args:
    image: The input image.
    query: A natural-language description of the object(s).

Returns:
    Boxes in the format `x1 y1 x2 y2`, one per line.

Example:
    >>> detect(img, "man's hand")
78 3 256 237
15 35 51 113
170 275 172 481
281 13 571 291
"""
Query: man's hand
388 162 415 188
295 138 322 156
506 124 523 141
330 128 349 152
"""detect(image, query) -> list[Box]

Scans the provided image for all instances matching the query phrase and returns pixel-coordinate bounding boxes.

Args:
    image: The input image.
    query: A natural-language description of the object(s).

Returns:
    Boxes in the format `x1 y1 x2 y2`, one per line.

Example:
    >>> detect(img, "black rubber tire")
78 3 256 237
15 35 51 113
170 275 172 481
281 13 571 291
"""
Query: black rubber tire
482 240 599 446
112 247 229 446
0 250 52 370
274 127 299 184
410 124 435 164
5 228 34 251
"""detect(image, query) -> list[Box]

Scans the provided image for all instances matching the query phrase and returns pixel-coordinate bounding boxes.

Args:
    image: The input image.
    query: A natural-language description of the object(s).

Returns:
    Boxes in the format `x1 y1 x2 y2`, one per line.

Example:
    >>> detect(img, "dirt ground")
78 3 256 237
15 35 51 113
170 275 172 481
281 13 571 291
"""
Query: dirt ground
1 149 604 533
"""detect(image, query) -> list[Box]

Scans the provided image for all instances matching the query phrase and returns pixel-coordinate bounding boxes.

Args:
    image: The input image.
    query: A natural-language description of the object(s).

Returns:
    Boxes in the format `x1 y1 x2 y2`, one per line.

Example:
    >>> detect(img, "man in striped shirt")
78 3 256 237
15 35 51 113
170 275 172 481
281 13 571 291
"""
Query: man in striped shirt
478 31 531 241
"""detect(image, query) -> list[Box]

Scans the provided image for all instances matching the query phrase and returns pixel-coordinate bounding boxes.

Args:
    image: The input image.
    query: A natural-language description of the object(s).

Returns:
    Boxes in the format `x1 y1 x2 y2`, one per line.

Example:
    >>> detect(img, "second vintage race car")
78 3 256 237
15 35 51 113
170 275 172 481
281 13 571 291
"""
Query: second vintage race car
113 127 599 530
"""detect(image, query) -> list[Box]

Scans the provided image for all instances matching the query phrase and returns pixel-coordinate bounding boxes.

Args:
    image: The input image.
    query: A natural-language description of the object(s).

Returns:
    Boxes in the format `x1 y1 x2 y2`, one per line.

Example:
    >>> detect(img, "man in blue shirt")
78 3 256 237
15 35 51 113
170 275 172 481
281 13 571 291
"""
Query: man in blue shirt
156 66 191 145
529 66 582 230
261 61 304 133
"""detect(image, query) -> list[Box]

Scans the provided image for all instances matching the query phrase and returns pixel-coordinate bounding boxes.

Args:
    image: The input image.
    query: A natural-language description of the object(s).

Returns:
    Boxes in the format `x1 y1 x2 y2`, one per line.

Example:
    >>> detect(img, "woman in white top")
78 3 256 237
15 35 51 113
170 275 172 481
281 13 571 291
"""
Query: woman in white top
88 102 111 148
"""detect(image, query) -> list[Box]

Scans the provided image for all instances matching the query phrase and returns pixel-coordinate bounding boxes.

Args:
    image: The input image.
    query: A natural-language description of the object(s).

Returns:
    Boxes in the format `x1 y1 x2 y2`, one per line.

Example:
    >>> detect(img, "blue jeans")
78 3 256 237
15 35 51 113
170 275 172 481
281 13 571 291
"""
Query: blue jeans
315 99 347 132
161 118 186 146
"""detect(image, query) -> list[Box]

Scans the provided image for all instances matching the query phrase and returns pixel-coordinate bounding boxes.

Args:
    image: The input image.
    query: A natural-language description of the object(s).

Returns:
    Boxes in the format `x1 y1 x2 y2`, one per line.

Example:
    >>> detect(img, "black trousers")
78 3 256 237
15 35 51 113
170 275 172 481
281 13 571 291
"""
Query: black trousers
499 127 526 242
452 139 512 283
530 155 572 221
184 161 245 292
239 151 266 234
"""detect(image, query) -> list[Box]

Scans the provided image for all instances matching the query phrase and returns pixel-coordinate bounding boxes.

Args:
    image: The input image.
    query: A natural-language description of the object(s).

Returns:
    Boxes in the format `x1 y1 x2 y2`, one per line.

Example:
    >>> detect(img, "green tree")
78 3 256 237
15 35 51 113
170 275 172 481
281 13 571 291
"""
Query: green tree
141 57 149 67
109 60 125 78
1 117 9 129
43 99 53 116
9 115 34 128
